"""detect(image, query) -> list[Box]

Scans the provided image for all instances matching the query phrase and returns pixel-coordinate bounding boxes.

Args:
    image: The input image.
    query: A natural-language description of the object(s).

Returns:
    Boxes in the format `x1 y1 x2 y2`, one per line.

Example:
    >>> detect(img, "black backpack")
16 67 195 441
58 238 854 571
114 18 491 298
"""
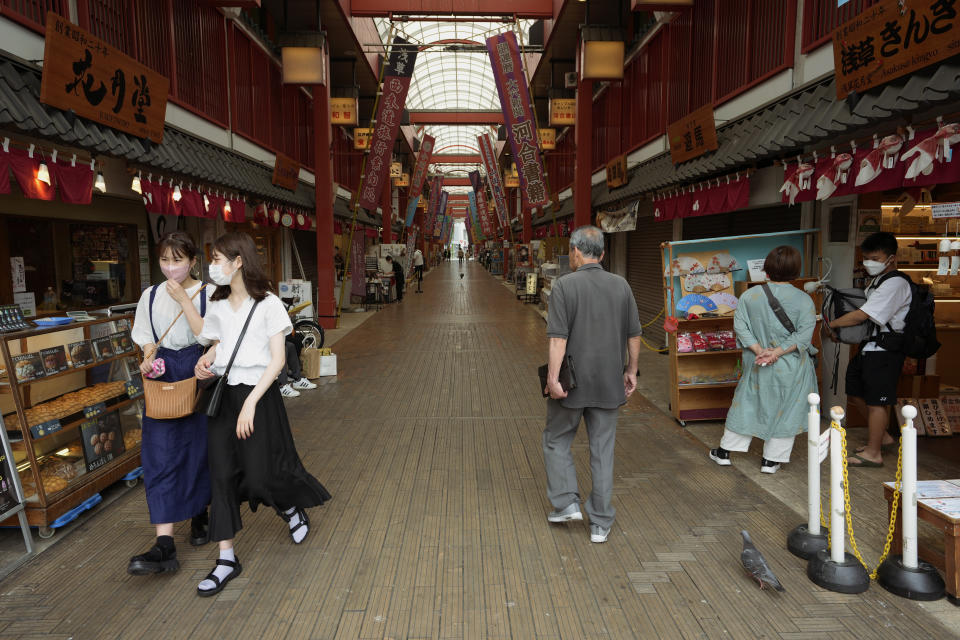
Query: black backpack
872 271 940 359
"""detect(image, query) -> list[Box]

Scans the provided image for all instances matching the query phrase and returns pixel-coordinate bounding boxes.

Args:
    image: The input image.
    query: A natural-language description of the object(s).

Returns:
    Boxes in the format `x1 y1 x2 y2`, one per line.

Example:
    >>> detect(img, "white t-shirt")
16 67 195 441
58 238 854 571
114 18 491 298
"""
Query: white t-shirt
860 273 912 352
200 292 292 385
132 282 211 351
412 250 424 267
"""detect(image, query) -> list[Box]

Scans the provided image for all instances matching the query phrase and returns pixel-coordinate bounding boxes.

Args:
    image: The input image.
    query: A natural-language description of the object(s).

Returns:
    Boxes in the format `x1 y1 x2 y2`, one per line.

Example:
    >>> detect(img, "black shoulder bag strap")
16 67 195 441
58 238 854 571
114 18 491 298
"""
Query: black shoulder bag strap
760 283 796 334
222 299 261 380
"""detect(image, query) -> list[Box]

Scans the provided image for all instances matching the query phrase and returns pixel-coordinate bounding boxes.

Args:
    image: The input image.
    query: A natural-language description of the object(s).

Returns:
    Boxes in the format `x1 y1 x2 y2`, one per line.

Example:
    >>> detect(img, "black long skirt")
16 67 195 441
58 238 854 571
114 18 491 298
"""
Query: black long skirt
207 382 331 541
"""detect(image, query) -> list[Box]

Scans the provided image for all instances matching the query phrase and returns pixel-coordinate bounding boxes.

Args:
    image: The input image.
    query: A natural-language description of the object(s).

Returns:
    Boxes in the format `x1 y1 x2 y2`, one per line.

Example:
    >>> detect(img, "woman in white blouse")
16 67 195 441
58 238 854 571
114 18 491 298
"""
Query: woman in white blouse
194 232 330 597
129 232 212 576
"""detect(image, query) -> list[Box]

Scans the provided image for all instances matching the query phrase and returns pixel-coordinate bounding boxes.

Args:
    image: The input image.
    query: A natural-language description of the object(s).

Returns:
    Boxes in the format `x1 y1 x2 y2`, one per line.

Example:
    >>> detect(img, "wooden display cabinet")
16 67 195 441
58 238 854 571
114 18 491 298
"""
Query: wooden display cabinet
0 315 143 538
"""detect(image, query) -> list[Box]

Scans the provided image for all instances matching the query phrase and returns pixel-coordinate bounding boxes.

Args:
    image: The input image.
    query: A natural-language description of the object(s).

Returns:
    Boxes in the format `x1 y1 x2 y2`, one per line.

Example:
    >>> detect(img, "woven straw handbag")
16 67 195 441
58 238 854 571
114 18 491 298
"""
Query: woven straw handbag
142 286 205 420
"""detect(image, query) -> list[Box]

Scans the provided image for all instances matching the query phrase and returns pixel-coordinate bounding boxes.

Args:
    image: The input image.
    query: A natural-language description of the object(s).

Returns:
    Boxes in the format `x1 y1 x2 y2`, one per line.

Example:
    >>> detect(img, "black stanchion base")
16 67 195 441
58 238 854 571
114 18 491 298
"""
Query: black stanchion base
787 523 830 560
948 593 959 606
877 555 945 601
807 550 870 594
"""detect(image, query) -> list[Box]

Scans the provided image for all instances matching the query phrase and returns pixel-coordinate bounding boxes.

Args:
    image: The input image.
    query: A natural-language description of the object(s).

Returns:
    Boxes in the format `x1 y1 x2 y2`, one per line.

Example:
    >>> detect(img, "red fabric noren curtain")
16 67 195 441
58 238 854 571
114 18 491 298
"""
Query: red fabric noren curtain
8 150 55 200
51 162 94 204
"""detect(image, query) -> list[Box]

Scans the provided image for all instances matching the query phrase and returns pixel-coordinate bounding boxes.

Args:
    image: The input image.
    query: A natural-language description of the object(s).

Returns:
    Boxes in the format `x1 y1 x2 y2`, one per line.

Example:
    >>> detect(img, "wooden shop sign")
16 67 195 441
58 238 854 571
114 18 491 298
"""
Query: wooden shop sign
330 97 358 125
833 0 960 99
272 153 300 191
389 162 402 178
354 127 372 150
667 104 718 164
549 98 576 126
393 172 410 187
40 12 169 143
606 154 628 188
538 128 556 150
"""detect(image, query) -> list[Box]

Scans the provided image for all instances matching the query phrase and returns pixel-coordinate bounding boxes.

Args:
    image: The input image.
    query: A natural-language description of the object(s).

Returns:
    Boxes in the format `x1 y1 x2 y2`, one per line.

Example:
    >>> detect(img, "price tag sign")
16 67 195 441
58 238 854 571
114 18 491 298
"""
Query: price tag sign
30 419 62 439
931 202 960 219
126 379 143 399
83 402 107 419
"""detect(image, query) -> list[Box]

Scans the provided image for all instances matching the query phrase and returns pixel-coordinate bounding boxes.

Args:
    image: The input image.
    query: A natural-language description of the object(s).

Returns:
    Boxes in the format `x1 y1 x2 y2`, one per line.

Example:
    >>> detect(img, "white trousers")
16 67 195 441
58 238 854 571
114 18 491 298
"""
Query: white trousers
720 429 797 463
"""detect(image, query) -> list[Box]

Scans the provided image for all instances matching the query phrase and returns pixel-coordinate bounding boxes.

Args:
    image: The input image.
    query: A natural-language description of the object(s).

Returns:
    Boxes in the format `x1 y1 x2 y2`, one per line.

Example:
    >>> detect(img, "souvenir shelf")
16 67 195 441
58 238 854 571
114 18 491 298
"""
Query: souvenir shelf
0 314 144 538
662 229 821 426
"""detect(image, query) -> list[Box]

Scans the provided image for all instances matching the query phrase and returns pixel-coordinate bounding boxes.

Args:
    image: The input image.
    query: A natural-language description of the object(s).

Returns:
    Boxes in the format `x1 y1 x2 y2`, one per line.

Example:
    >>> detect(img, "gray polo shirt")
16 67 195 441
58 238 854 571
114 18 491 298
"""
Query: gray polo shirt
546 262 642 409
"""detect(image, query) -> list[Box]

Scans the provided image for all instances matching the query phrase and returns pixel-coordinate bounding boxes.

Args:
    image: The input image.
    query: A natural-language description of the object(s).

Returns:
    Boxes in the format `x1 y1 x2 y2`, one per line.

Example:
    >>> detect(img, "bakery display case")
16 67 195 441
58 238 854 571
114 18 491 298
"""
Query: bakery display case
0 314 143 538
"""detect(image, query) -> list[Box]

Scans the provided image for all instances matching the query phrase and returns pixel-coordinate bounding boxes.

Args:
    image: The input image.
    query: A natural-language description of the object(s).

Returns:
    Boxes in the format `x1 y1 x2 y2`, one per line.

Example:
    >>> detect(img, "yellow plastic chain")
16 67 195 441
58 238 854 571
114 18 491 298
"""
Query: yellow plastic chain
823 420 904 579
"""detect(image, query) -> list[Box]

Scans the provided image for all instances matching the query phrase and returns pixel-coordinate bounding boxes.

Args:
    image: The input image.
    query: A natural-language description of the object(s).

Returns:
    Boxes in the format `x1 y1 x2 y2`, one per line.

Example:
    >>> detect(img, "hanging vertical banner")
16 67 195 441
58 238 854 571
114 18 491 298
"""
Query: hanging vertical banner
434 191 449 237
409 134 435 201
486 31 549 207
425 176 443 237
468 170 492 238
350 229 365 297
464 215 474 245
358 37 417 211
404 195 420 227
478 133 509 226
467 190 484 240
404 228 418 277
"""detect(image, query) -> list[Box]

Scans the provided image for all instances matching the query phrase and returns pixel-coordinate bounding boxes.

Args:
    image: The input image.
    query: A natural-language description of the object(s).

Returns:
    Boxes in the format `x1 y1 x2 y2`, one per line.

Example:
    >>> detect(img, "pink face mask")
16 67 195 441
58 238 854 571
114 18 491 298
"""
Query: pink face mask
161 263 190 283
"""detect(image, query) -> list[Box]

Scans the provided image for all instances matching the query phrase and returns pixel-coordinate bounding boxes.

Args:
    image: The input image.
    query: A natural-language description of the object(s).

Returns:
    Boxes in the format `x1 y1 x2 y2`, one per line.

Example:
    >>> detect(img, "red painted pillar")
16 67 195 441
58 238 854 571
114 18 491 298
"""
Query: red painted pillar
574 64 593 230
522 206 533 244
313 56 336 330
381 185 393 244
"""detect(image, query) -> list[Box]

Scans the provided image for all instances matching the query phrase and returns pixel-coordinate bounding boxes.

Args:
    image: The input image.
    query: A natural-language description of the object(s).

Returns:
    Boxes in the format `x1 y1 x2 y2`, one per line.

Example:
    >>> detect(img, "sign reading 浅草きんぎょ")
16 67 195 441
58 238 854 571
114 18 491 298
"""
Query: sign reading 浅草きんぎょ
358 37 418 211
833 0 960 99
667 104 719 165
486 31 549 208
40 13 169 143
272 153 300 191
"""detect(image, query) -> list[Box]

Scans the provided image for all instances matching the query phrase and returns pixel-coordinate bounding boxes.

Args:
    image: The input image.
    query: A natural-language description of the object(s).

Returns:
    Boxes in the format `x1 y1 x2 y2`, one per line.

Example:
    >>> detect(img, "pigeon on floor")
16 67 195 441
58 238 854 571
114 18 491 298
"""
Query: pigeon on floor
460 273 464 279
740 529 785 592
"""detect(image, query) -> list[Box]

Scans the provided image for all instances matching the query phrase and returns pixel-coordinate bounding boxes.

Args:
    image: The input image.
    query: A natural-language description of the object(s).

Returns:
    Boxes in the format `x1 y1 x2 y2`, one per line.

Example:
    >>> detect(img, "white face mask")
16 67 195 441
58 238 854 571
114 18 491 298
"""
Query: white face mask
208 262 238 286
862 258 889 276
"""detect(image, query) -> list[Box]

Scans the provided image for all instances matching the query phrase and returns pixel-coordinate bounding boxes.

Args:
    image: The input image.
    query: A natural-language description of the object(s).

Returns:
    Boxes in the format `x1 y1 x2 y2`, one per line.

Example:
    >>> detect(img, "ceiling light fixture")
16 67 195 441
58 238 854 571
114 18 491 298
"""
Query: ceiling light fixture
172 184 183 202
94 171 106 192
131 173 142 194
36 161 50 185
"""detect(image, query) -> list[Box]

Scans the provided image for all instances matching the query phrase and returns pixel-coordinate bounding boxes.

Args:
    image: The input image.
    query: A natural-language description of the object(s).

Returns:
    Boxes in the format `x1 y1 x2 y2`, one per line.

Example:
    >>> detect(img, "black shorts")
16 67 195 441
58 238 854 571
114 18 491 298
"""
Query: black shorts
845 350 905 406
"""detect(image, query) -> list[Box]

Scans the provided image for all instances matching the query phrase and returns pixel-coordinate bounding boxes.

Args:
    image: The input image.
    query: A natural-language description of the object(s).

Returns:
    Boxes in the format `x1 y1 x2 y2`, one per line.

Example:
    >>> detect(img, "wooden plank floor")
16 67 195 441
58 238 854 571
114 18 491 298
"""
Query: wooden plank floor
0 261 956 640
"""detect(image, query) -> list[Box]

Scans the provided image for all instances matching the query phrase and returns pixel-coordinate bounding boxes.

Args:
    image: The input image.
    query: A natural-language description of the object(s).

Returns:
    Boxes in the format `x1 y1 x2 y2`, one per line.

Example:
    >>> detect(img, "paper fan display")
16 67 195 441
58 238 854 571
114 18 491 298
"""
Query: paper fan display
676 294 718 316
709 292 739 314
706 252 742 273
665 255 707 277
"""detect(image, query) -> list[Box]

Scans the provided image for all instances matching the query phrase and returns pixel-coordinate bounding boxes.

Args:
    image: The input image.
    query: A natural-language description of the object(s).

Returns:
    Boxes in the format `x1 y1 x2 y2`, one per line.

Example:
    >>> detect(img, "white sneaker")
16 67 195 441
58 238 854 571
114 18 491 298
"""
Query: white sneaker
280 384 300 398
291 377 317 390
590 525 610 543
760 458 781 474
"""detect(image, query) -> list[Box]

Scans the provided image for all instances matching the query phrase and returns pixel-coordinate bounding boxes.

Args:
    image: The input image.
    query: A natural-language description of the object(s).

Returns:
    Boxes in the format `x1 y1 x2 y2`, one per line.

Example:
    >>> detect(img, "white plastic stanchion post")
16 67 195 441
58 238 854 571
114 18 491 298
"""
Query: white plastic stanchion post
901 405 919 569
807 393 821 536
829 406 846 565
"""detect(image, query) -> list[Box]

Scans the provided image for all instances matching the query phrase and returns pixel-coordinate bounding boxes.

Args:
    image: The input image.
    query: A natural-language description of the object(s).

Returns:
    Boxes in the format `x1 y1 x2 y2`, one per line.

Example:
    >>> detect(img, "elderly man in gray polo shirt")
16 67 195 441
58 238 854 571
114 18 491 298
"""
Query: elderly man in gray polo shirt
543 225 642 543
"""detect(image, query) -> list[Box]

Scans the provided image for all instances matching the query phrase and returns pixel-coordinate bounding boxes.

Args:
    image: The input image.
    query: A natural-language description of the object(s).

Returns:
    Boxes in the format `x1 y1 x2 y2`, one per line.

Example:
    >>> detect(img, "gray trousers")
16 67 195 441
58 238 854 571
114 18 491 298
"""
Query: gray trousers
543 400 618 529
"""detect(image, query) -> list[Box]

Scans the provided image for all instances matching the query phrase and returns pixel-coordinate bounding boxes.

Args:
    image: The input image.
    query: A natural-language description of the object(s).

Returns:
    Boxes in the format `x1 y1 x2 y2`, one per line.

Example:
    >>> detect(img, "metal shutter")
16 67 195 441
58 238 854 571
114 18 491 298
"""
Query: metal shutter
682 206 802 239
293 231 318 284
627 217 673 349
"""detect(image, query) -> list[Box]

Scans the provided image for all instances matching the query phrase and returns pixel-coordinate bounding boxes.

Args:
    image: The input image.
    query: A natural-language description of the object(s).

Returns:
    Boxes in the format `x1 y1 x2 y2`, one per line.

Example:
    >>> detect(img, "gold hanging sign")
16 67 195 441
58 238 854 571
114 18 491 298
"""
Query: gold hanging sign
354 128 372 150
549 98 576 126
330 97 358 125
538 128 556 150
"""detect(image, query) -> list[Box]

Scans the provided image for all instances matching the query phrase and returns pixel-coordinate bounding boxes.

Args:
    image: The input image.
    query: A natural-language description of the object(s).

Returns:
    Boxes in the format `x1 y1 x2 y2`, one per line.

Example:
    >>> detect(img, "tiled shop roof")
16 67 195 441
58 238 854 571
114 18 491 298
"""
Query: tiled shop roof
0 59 315 208
592 59 960 209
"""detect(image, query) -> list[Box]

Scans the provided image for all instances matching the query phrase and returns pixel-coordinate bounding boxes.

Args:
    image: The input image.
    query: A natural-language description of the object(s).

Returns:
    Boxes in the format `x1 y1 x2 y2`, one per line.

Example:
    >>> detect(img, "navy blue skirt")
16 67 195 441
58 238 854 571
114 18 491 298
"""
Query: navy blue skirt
141 344 211 524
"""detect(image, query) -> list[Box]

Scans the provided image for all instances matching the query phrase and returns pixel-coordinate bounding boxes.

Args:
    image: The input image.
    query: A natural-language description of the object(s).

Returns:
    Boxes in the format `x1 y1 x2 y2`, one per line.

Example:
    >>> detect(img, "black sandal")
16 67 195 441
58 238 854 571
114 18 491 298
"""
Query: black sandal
280 507 310 544
196 558 242 597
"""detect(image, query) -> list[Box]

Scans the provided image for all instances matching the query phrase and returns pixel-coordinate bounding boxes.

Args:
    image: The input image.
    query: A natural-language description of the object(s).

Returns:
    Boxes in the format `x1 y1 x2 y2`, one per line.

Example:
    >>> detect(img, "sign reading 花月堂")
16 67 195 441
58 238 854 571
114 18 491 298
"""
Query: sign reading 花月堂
667 104 719 165
358 37 418 211
40 13 169 143
486 31 549 208
833 0 960 99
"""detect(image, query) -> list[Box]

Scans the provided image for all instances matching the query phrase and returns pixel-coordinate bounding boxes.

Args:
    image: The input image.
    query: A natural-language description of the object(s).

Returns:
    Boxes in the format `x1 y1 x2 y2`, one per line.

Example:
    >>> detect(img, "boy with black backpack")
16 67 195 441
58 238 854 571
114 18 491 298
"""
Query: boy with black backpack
825 232 939 468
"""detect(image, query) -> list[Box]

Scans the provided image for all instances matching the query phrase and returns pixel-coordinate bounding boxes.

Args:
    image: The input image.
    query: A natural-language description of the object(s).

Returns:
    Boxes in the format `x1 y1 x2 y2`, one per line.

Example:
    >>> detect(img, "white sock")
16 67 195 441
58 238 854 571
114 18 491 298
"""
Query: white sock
284 507 308 544
198 547 237 591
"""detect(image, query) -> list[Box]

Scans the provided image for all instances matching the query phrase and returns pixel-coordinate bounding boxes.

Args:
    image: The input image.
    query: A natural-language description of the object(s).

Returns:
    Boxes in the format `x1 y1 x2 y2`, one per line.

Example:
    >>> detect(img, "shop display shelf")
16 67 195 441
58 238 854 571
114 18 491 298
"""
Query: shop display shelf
0 351 138 390
676 349 742 357
675 316 735 324
20 393 143 444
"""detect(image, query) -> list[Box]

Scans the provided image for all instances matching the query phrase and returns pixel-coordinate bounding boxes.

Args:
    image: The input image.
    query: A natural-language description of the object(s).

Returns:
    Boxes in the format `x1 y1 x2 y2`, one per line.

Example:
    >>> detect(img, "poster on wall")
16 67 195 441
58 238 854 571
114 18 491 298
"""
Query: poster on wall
596 200 639 233
10 257 25 293
350 230 365 298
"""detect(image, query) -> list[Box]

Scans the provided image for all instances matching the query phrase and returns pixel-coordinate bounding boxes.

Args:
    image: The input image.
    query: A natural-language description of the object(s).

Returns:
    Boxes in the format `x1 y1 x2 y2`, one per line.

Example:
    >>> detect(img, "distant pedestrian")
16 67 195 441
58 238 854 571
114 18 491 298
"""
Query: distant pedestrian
458 247 464 266
542 226 642 543
386 255 405 302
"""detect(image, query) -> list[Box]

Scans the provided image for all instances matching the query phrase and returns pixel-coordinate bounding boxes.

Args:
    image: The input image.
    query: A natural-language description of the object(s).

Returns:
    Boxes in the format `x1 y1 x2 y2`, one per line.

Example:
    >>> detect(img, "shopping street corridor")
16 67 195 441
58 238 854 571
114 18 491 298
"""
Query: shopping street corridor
0 261 955 640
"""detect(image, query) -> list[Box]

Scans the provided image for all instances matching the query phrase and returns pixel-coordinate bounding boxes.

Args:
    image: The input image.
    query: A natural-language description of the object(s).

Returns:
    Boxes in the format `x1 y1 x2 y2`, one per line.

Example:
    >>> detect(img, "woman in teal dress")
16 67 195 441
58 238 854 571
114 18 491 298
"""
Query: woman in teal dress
709 246 818 474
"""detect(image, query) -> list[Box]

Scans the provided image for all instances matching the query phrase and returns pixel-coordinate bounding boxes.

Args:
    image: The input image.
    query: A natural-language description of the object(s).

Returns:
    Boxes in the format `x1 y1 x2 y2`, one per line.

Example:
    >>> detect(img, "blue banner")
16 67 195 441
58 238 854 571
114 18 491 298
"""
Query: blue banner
404 195 419 227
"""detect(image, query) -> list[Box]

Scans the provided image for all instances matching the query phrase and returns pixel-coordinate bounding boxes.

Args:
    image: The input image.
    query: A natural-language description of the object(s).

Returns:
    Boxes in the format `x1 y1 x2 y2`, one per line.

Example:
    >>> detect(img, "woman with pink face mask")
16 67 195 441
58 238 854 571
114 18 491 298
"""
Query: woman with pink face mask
128 231 212 576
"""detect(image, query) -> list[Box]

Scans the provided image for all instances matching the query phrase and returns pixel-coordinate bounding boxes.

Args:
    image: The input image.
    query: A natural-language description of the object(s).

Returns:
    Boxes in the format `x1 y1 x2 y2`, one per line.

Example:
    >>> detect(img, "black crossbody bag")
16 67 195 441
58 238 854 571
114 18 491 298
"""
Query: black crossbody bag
760 284 796 334
195 300 261 418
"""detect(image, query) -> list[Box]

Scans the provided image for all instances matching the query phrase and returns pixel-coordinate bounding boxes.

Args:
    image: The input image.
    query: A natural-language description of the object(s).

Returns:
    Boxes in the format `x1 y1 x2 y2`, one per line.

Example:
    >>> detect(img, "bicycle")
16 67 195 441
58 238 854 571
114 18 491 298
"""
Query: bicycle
281 297 325 350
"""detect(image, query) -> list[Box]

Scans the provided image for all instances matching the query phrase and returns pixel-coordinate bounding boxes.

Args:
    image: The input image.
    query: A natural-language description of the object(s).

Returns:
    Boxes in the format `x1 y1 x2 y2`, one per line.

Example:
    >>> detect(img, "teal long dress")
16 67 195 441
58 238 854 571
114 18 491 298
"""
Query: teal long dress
725 283 818 440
